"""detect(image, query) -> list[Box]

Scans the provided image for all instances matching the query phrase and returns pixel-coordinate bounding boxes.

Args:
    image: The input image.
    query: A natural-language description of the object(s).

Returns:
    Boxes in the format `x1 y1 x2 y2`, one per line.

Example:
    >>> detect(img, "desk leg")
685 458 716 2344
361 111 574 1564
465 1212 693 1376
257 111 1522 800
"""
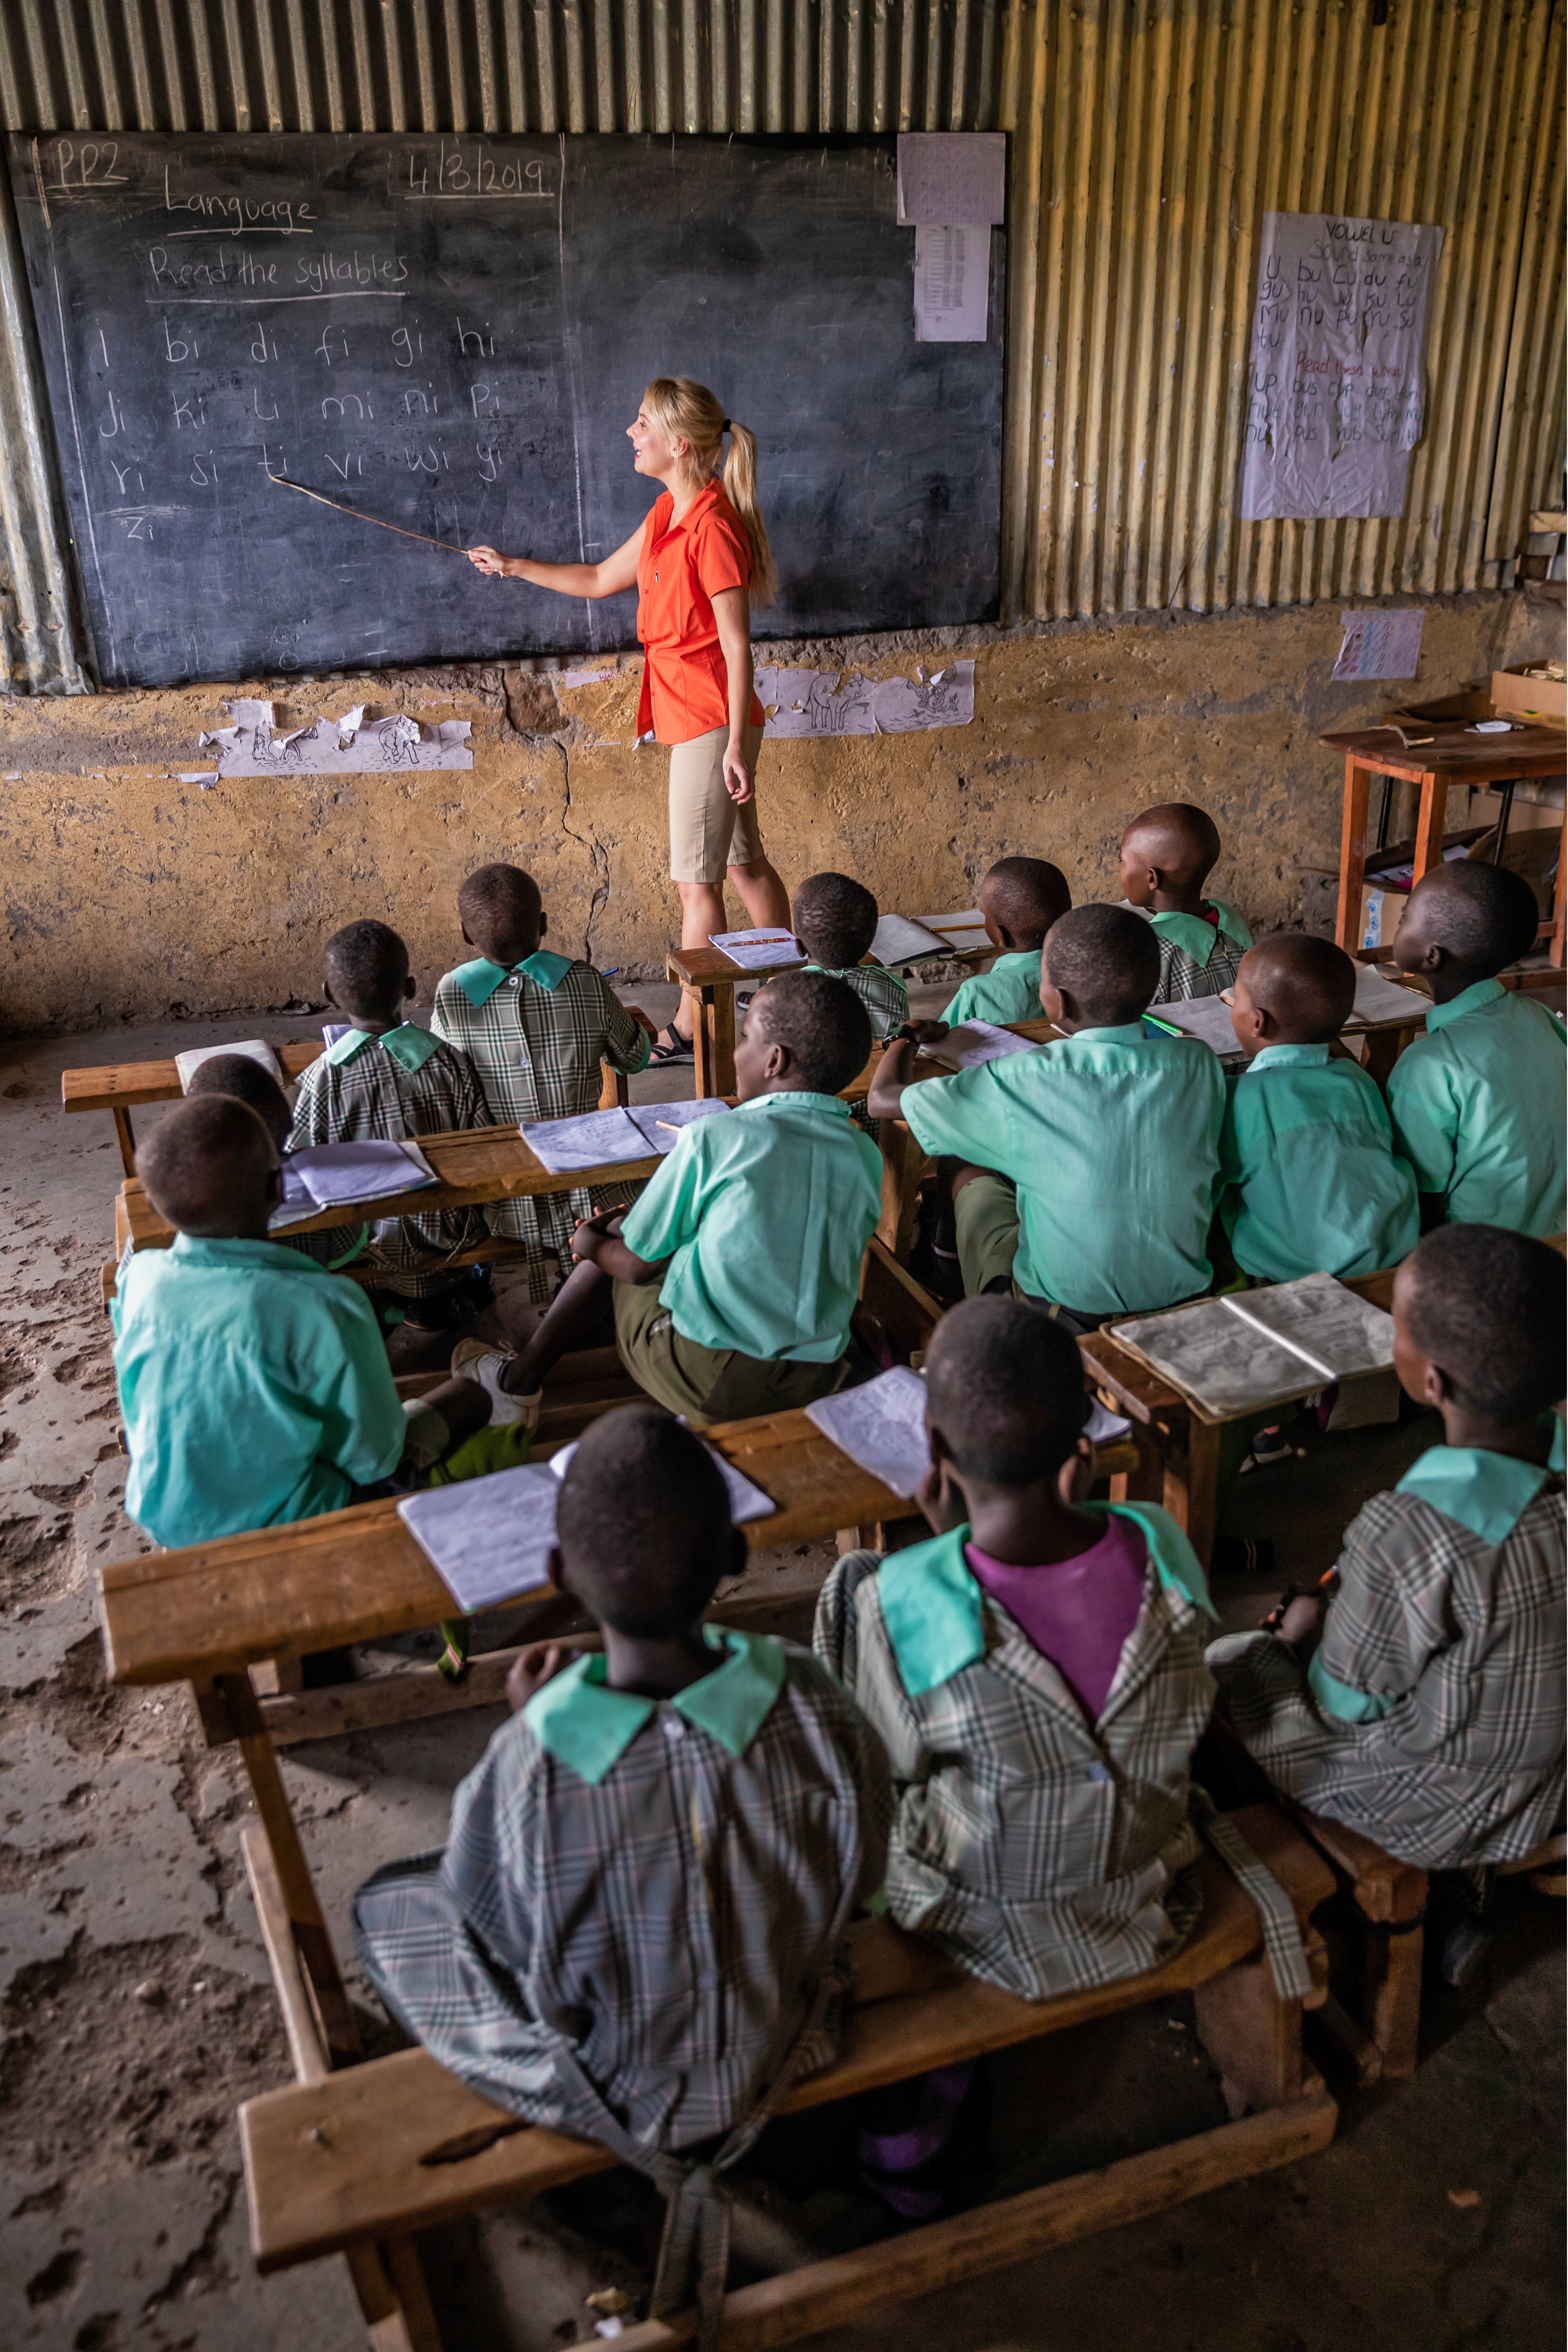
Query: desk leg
217 1670 361 2068
876 1123 926 1261
112 1106 136 1175
1166 1420 1221 1568
1335 757 1372 953
1411 769 1449 883
1553 802 1568 970
708 979 736 1096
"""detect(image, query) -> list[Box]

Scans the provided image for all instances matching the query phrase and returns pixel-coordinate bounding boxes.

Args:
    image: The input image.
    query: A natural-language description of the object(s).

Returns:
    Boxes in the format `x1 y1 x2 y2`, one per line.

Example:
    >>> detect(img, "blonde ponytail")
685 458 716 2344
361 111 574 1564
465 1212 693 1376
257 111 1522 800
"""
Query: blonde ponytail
641 376 777 610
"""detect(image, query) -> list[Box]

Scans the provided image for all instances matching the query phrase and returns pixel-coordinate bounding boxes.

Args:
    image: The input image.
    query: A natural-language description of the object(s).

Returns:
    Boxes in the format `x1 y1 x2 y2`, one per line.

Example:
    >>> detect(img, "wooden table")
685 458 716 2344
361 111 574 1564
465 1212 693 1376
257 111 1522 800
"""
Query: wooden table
666 930 993 1097
1325 719 1567 968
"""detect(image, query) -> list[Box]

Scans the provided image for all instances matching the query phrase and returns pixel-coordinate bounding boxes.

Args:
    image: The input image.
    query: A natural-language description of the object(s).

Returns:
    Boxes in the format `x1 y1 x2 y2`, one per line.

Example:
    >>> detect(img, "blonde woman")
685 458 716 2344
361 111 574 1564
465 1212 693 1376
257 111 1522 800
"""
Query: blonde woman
468 378 790 1062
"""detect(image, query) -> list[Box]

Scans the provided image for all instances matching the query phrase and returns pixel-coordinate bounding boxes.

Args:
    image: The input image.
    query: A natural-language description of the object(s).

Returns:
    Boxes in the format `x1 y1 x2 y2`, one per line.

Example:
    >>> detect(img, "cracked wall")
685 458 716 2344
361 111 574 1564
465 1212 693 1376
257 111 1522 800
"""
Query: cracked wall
1 589 1558 1036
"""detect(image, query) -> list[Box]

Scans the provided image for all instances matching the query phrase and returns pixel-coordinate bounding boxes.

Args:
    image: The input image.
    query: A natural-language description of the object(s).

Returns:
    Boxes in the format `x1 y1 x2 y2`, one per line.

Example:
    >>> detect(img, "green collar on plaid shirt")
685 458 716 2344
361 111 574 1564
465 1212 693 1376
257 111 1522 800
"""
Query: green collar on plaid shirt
449 950 576 1007
325 1021 443 1073
1144 900 1252 969
880 1508 1217 1698
1396 1422 1565 1545
524 1626 788 1784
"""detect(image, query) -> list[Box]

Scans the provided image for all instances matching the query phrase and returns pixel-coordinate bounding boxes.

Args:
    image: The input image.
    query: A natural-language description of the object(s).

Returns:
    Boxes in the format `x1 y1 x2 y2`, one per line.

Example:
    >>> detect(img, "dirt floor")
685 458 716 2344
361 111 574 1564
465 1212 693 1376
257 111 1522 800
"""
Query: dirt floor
0 987 1562 2352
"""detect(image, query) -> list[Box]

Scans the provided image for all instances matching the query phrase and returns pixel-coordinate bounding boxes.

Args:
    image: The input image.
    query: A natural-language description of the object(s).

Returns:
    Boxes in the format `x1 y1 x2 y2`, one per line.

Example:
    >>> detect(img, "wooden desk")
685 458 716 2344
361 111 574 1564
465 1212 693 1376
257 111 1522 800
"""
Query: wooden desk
1325 721 1567 969
65 1039 631 1176
666 931 993 1097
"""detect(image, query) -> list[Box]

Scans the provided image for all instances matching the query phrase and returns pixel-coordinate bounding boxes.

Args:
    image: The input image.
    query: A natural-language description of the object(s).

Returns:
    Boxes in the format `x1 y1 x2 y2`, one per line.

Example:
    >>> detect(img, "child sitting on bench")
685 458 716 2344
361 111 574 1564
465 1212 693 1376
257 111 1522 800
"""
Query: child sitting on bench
869 903 1225 1330
111 1097 493 1550
353 1405 890 2157
457 973 884 1428
184 1051 293 1151
431 863 657 1299
937 856 1071 1028
815 1296 1216 1997
1208 1224 1565 1868
1385 860 1566 1236
1220 932 1419 1281
793 870 909 1043
289 920 494 1330
1119 803 1252 1002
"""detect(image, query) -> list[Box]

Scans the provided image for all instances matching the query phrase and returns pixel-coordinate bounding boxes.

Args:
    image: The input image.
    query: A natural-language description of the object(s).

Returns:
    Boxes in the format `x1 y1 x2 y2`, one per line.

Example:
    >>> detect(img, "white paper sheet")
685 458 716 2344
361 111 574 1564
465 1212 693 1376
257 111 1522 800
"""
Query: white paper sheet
519 1107 658 1173
753 663 975 740
628 1099 731 1152
1332 609 1425 682
174 1038 284 1092
921 1021 1037 1070
870 915 954 966
914 225 990 342
1241 211 1444 521
546 1436 776 1523
397 1463 562 1613
1345 968 1430 1027
198 697 473 779
268 1164 330 1231
922 909 986 930
806 1367 931 1497
708 929 806 971
896 132 1006 227
288 1139 437 1207
1111 1273 1395 1418
1143 999 1247 1056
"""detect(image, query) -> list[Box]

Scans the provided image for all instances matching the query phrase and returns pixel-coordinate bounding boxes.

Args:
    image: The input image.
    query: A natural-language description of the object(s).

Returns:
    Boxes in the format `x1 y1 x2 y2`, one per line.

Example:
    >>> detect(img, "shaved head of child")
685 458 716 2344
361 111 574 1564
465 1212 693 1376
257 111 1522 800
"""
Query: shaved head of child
184 1054 293 1152
793 872 879 970
137 1096 280 1240
1043 902 1162 1029
324 919 414 1023
1394 1223 1565 1430
1231 932 1356 1054
925 1296 1088 1484
980 856 1072 951
1119 803 1223 912
555 1405 742 1634
1392 861 1540 991
458 863 547 968
738 970 873 1098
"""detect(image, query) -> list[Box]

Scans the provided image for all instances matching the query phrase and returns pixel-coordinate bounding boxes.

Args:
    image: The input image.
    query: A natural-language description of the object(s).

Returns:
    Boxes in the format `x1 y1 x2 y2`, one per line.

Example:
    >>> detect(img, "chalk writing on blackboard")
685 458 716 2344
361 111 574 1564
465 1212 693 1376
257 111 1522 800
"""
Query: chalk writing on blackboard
1241 211 1443 522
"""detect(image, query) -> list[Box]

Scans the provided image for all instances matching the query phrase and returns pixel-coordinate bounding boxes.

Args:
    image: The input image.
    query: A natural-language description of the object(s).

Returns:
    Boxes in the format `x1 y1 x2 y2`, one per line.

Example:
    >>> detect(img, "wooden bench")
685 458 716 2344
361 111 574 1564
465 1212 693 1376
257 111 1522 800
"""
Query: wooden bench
666 924 995 1097
237 1806 1335 2351
64 1039 632 1176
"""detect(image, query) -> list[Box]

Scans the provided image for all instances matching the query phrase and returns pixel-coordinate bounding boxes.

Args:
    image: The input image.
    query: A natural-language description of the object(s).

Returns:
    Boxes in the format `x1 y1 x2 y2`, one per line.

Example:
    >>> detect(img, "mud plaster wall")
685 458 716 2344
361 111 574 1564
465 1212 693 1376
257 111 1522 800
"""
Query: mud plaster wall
2 589 1561 1036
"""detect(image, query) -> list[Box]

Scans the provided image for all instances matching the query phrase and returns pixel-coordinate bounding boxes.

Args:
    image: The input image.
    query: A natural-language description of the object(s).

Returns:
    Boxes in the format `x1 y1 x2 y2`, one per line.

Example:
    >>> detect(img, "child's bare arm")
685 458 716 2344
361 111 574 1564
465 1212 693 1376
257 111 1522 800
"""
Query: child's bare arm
571 1208 664 1284
867 1032 923 1120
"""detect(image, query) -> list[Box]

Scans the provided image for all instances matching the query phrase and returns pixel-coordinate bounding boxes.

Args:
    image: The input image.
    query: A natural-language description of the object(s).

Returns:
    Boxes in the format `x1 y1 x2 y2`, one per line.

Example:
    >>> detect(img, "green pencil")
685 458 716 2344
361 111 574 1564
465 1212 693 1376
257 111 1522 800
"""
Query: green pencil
1142 1012 1182 1037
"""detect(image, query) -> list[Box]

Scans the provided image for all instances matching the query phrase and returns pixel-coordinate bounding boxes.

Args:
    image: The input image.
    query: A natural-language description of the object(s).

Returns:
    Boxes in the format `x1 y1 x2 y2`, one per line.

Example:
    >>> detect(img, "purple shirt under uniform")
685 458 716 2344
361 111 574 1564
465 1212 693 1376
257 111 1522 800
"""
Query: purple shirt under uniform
964 1517 1149 1722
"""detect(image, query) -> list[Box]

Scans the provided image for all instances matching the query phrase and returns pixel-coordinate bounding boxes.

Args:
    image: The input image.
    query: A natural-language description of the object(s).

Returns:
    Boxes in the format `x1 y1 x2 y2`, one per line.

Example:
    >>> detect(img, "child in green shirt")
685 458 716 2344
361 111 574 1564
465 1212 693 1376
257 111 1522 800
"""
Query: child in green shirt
1385 860 1566 1235
1119 802 1252 1002
1221 932 1419 1281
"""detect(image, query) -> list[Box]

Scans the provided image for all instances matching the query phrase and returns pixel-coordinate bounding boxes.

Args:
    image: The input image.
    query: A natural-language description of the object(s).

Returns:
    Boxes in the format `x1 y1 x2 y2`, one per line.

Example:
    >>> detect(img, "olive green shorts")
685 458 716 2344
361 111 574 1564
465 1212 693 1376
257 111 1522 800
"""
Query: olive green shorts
613 1278 848 1428
953 1168 1024 1297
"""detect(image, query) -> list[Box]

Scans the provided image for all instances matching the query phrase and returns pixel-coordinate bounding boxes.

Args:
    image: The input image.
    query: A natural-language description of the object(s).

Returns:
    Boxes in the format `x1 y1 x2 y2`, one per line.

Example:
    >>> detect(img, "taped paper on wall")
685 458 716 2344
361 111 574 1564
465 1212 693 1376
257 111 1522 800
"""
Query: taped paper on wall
754 661 975 739
1332 608 1425 681
197 697 474 778
914 226 989 342
896 133 1006 227
1242 211 1443 521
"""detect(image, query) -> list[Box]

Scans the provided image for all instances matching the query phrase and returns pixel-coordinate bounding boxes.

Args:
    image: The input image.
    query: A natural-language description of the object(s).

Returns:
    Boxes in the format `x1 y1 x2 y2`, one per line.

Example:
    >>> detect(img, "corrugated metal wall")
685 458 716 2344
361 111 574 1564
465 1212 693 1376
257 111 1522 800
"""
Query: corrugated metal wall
0 0 1561 691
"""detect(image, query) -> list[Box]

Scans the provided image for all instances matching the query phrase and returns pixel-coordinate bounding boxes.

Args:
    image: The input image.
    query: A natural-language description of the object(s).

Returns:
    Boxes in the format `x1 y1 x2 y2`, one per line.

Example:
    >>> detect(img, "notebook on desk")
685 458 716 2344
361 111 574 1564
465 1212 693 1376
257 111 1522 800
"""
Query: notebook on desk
1108 1273 1396 1420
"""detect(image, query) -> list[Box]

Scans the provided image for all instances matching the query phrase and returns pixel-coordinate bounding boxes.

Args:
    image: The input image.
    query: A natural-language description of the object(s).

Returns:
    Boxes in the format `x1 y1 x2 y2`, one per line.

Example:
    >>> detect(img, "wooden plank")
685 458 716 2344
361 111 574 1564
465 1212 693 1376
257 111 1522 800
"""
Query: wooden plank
243 1825 1330 2270
1410 771 1450 887
99 1409 907 1687
610 2085 1337 2352
63 1039 323 1112
241 1826 330 2088
1320 723 1568 782
1335 756 1372 954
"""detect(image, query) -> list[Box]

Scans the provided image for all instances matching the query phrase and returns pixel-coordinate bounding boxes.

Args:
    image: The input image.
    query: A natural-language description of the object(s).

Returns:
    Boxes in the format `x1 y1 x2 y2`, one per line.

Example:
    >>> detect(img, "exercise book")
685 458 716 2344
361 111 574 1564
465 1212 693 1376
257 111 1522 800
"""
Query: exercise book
807 1368 1131 1498
1109 1272 1396 1419
631 1100 730 1151
547 1437 775 1523
921 1021 1040 1070
174 1039 284 1091
870 915 955 966
285 1139 439 1207
708 929 807 971
520 1107 656 1172
396 1464 564 1613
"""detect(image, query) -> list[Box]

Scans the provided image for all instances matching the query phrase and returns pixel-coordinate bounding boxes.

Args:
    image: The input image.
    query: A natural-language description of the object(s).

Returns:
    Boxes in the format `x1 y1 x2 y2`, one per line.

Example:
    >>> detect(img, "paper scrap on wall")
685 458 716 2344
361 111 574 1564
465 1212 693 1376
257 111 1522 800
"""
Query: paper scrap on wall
1332 608 1425 681
914 226 989 343
754 661 975 740
197 698 473 778
1241 212 1444 521
896 134 1006 227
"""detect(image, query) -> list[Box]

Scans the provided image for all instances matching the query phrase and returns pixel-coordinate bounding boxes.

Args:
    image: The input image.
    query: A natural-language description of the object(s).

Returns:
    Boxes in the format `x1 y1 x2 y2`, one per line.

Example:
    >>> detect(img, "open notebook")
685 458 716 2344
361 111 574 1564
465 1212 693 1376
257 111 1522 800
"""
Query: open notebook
1108 1273 1396 1419
520 1100 728 1172
267 1139 438 1229
708 928 806 971
919 1021 1040 1071
806 1366 1130 1498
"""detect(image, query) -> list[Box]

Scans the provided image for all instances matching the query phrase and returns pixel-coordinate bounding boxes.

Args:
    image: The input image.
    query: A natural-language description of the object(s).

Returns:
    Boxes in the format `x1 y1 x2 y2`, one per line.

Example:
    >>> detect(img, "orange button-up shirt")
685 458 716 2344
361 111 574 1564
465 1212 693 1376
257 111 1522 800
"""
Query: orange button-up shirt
634 481 767 745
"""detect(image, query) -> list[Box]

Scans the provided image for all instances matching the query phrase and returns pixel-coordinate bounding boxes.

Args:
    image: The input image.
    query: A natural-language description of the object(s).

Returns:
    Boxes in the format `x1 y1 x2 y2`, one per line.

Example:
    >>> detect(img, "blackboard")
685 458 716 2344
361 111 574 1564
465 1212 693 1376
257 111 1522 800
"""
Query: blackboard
7 131 1004 689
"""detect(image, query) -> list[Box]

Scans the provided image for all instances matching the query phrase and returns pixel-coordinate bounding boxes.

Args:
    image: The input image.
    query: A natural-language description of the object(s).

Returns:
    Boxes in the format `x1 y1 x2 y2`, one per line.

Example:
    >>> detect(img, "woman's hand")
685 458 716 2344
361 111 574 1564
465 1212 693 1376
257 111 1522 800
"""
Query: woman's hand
466 545 511 576
722 740 754 805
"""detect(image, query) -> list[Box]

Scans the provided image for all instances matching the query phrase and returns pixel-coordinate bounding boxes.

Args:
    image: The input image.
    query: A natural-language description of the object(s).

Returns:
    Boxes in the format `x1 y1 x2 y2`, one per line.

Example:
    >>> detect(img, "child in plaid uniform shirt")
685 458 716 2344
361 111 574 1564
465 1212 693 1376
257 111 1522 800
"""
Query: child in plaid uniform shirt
1119 801 1251 1003
1209 1225 1565 1869
431 863 656 1301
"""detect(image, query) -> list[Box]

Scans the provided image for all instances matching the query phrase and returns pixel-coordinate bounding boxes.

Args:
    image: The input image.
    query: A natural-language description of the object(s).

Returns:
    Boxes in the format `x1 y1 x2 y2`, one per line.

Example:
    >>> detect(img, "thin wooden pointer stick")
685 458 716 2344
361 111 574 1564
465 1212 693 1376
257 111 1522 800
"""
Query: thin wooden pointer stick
264 470 471 553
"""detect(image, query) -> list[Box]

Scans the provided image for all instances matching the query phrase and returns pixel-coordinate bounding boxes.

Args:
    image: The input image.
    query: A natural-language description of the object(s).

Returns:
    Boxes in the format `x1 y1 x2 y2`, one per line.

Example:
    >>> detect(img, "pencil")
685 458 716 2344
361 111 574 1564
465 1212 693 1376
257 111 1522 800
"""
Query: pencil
1142 1012 1182 1037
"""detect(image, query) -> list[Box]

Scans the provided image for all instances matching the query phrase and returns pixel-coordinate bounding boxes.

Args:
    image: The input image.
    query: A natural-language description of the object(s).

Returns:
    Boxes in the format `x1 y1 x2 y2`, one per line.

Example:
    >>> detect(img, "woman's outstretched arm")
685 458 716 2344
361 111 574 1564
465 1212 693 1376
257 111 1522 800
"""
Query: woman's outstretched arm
466 522 642 600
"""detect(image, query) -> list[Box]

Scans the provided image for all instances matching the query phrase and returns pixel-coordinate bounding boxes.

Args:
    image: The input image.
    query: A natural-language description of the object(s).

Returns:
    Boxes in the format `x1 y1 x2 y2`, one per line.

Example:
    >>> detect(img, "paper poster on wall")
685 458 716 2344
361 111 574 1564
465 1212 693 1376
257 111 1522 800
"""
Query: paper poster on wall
1331 609 1425 682
896 134 1006 228
754 661 975 738
913 226 989 342
197 698 473 778
1241 211 1444 521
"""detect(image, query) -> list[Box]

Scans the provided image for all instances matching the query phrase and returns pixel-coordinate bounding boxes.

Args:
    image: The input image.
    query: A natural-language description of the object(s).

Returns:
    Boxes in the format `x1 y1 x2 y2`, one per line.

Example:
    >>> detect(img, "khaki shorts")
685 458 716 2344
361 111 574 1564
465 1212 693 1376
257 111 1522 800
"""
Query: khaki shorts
613 1277 847 1427
668 722 765 885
